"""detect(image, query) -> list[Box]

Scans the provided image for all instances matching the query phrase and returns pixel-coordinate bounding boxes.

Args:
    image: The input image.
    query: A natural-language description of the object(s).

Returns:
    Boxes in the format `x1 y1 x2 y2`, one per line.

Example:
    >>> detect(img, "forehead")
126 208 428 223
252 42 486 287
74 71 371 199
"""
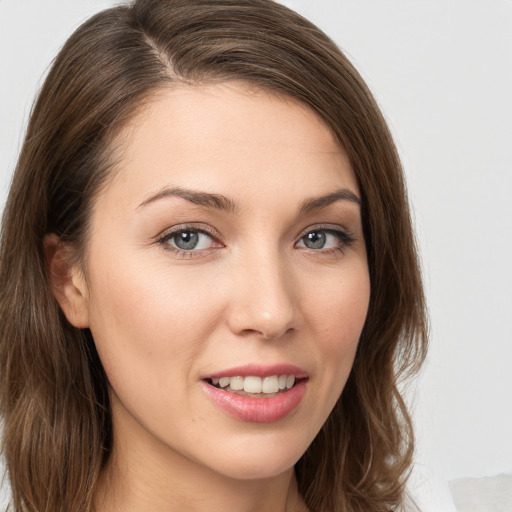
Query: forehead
101 82 358 209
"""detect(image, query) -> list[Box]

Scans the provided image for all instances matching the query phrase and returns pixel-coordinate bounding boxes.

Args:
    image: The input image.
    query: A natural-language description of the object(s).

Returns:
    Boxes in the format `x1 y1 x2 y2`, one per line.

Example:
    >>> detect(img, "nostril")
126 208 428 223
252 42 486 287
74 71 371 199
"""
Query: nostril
261 326 295 340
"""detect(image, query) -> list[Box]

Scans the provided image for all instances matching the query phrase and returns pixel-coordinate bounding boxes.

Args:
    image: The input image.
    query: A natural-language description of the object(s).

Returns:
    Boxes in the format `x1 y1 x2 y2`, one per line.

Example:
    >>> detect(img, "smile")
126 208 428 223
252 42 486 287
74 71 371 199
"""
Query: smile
201 365 308 423
207 374 297 396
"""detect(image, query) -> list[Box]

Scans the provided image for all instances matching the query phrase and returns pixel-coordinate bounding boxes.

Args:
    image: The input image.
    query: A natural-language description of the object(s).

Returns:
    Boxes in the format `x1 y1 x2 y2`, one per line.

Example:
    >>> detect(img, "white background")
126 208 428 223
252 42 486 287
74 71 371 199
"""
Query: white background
1 0 511 506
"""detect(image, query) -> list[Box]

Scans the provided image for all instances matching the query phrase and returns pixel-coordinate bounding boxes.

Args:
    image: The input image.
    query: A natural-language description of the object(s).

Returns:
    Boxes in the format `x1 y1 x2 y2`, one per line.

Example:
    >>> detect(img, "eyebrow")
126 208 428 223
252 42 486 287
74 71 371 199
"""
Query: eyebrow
299 189 361 213
137 186 361 214
138 186 239 213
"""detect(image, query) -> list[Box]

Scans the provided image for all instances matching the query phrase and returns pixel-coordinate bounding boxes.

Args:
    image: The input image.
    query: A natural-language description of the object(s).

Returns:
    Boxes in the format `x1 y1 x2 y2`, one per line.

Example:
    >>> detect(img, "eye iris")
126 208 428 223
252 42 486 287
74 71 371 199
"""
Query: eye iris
174 231 199 250
304 231 326 249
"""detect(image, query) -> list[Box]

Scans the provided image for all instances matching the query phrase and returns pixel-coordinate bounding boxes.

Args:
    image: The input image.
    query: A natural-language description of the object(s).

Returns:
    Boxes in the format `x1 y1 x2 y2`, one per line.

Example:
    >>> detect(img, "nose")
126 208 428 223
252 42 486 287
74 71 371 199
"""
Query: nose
226 249 300 340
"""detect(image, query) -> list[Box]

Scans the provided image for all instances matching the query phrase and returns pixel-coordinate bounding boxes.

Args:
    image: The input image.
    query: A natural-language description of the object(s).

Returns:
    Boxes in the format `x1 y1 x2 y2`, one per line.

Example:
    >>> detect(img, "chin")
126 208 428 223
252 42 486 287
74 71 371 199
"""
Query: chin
200 435 307 481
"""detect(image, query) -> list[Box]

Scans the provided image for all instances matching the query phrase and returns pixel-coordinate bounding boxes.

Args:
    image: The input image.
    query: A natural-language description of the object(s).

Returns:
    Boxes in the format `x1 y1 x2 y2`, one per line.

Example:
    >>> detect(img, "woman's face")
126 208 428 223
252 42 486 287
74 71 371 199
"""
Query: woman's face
75 84 370 480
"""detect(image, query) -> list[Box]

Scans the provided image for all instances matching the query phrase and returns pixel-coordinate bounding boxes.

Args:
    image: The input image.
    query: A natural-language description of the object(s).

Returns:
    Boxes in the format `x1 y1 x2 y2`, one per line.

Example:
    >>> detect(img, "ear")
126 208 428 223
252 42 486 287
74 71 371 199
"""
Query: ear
44 234 90 328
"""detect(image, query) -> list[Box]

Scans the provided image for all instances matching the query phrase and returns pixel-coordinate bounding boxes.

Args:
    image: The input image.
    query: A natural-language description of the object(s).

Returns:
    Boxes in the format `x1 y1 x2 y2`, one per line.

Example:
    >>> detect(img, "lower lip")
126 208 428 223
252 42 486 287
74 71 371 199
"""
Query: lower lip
201 380 306 423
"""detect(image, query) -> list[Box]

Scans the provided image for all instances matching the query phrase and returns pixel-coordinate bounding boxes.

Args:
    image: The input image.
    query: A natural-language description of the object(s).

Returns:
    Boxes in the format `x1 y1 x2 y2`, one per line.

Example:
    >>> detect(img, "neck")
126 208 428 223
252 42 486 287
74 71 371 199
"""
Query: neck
93 399 308 512
94 451 306 512
95 464 305 512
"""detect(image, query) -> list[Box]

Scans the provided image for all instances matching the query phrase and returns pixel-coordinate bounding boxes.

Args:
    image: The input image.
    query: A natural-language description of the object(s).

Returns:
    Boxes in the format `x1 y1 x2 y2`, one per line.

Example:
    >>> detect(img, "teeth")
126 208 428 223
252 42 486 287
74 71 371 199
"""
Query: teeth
243 376 262 393
230 376 244 391
262 376 279 393
219 377 230 388
209 374 298 394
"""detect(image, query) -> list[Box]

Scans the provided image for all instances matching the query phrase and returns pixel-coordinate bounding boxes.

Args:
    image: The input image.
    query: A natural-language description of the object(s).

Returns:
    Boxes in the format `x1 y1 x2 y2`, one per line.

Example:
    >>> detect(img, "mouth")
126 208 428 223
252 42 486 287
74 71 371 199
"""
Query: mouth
201 365 308 423
205 374 303 397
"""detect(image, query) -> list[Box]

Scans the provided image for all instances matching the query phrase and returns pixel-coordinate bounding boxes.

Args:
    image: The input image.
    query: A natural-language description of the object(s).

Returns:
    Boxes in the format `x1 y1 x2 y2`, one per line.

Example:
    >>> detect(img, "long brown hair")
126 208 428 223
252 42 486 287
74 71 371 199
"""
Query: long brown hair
0 1 428 511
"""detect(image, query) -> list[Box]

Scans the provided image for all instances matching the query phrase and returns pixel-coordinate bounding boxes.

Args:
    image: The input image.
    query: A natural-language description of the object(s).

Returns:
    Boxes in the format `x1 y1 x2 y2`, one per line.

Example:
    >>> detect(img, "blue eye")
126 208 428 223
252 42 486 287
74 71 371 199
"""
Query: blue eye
302 231 328 249
297 228 354 252
161 229 215 252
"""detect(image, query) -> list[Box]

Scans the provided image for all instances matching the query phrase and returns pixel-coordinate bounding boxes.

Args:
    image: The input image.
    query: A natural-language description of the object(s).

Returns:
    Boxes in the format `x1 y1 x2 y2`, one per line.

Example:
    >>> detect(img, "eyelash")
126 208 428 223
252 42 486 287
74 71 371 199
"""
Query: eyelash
155 223 355 259
156 224 221 259
297 224 356 255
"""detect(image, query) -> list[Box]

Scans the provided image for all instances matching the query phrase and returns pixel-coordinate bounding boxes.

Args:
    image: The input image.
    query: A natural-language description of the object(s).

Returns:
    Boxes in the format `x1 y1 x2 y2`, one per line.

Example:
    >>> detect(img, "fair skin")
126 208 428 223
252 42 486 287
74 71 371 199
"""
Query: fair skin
47 83 370 512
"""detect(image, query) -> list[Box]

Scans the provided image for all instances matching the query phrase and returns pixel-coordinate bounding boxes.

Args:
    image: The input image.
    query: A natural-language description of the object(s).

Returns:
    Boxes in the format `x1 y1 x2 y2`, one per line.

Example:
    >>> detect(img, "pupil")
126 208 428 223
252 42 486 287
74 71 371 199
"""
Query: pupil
305 231 326 249
175 231 199 250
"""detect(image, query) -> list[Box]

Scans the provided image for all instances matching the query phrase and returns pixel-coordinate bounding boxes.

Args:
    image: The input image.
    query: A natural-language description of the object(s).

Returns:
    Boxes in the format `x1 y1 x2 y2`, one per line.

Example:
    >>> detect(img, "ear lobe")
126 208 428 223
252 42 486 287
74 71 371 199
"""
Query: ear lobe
44 234 90 328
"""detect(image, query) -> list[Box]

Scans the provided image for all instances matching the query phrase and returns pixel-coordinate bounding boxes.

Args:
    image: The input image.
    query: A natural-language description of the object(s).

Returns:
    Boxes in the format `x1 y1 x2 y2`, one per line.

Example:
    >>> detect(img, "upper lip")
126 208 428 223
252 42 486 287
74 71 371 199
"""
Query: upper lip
202 363 309 380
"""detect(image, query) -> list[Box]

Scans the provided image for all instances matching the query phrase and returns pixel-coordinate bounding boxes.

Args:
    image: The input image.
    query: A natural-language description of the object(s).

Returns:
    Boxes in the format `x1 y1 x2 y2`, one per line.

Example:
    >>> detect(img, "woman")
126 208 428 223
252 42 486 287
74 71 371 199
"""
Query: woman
0 0 428 511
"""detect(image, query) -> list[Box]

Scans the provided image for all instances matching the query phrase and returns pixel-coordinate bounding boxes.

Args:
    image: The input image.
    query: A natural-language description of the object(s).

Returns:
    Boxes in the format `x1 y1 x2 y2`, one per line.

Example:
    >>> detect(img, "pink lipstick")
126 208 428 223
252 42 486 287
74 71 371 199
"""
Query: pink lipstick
201 364 308 423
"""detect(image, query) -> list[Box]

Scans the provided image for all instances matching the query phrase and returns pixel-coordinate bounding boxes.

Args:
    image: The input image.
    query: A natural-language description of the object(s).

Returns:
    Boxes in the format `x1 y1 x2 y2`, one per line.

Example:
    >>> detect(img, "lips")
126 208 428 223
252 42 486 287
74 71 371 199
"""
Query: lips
201 364 308 422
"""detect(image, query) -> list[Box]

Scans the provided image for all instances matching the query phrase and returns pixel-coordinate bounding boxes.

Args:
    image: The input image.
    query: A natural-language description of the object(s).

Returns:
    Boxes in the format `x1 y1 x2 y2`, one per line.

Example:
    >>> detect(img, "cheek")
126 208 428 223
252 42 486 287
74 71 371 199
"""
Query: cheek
85 256 225 392
305 261 370 386
311 264 370 343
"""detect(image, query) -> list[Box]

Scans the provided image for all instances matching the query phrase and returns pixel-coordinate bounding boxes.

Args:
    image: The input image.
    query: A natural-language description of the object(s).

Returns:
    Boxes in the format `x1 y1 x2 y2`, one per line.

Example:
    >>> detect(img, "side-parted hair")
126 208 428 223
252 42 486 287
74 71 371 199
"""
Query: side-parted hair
0 1 428 511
